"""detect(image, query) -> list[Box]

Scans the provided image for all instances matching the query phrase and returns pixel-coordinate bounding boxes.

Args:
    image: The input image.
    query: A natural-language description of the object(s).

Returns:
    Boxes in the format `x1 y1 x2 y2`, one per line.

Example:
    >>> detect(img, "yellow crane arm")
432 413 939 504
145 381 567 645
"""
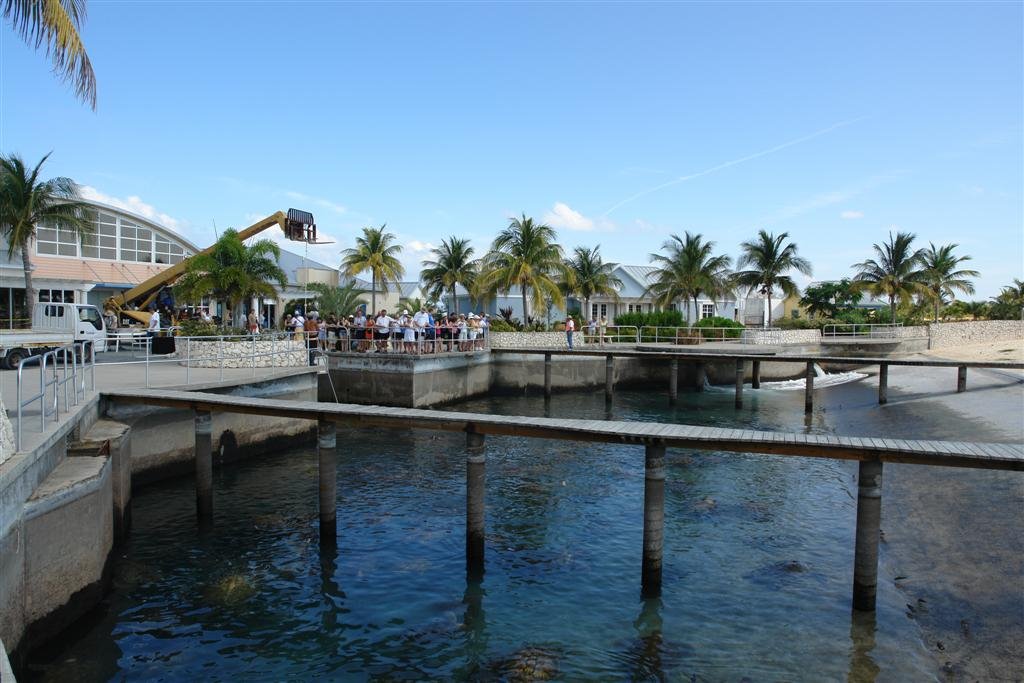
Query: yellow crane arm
106 209 316 324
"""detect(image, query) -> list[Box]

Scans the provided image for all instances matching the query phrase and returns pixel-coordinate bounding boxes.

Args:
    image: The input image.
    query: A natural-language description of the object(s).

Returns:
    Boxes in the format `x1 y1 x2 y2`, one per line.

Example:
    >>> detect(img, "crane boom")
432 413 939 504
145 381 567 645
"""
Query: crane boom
106 208 316 324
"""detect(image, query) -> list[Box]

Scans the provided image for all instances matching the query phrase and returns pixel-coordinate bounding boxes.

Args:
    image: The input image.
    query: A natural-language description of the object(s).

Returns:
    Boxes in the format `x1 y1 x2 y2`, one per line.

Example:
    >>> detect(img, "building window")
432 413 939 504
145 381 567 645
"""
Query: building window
39 289 75 303
36 224 79 256
81 211 118 259
0 287 28 329
120 220 153 262
701 303 715 319
667 303 677 311
155 234 186 264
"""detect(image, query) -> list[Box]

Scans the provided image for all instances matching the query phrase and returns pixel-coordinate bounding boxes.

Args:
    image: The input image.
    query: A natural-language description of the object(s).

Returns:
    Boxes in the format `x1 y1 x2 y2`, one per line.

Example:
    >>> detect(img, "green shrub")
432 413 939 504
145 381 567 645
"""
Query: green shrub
776 317 817 330
613 310 685 328
487 319 517 332
694 316 743 339
178 319 221 337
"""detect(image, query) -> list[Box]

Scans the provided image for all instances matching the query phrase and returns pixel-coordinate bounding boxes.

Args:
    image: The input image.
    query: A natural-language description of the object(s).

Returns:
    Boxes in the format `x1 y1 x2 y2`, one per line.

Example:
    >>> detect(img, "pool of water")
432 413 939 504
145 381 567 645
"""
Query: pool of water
24 379 1021 680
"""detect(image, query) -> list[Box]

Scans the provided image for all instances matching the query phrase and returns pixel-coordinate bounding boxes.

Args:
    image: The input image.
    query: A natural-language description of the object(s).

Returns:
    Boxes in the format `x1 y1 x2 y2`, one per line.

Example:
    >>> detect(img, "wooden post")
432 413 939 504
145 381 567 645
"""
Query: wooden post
605 355 614 400
734 359 744 408
194 409 213 522
695 362 706 392
642 442 666 597
852 459 883 611
544 352 552 398
957 365 967 393
805 361 815 414
878 363 888 405
466 429 486 579
318 419 337 543
751 360 761 389
668 359 678 403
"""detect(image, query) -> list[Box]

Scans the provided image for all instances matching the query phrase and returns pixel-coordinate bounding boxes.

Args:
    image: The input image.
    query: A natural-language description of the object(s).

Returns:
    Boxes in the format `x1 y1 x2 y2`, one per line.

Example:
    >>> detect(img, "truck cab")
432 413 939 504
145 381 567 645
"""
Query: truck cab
0 303 108 369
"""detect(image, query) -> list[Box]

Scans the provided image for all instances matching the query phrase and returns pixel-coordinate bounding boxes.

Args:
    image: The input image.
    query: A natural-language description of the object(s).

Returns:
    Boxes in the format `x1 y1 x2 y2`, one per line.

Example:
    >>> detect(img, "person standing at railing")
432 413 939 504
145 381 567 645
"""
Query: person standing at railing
374 310 394 353
147 308 161 338
599 315 608 345
317 316 328 352
247 311 259 335
479 313 489 350
303 313 319 365
565 316 576 350
413 307 431 354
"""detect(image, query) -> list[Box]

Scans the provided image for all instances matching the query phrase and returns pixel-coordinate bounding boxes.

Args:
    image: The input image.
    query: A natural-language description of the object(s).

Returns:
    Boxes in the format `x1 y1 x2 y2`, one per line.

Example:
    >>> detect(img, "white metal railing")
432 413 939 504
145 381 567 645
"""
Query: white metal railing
623 325 777 345
822 323 904 339
579 325 639 345
329 325 491 356
15 341 96 451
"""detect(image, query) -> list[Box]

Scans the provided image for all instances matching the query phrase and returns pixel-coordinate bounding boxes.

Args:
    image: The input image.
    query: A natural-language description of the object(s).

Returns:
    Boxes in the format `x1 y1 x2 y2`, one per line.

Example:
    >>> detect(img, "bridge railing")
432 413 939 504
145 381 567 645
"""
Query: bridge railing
15 340 95 451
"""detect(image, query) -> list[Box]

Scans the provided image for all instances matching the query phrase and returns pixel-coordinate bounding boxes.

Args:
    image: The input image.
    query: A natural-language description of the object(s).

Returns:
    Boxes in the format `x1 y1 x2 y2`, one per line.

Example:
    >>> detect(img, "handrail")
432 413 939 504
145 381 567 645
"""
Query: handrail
15 340 95 451
822 323 905 338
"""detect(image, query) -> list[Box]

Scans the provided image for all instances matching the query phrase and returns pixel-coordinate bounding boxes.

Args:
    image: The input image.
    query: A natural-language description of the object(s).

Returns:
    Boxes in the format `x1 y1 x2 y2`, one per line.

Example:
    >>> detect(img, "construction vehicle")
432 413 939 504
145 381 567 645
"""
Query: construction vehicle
0 302 108 369
105 208 318 325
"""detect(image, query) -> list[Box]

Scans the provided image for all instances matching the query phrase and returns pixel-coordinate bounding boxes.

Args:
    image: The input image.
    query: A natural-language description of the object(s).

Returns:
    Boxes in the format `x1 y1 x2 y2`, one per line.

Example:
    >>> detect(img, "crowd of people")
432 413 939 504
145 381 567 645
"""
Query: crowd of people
281 307 490 354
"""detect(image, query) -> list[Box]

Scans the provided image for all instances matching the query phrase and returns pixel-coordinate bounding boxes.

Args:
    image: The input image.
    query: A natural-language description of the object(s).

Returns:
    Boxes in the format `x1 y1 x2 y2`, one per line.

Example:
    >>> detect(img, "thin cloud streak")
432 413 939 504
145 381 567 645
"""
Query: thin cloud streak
602 117 865 217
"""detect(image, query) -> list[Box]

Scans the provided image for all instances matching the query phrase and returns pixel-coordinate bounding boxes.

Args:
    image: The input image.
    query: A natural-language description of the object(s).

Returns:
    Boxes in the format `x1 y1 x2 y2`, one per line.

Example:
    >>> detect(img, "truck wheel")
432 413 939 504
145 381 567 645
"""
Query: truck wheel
5 348 28 369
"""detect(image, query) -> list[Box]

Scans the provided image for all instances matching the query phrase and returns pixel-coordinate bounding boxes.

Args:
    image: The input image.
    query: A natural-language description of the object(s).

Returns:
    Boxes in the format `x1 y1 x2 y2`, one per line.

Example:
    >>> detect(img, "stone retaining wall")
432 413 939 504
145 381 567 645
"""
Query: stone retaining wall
928 320 1024 348
488 331 587 349
770 330 821 345
174 340 307 368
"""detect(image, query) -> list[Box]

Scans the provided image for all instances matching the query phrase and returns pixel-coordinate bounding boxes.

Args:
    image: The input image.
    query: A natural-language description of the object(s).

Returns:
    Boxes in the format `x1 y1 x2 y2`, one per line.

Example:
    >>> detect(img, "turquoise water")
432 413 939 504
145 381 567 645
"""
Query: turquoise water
24 381 1021 680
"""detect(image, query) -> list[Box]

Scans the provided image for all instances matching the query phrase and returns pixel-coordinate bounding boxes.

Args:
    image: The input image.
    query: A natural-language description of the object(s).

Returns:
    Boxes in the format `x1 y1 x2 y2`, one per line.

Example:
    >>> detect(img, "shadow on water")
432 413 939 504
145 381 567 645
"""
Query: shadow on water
847 610 880 683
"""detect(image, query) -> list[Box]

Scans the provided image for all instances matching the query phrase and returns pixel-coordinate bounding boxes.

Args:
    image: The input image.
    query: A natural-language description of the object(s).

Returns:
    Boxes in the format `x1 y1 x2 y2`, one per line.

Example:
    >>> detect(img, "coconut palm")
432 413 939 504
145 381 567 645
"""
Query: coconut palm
919 243 979 322
4 0 96 108
305 282 368 318
478 214 566 323
851 232 926 324
340 225 404 315
420 236 477 315
733 230 812 326
989 279 1024 320
174 228 287 327
563 245 622 321
646 232 732 326
0 152 91 311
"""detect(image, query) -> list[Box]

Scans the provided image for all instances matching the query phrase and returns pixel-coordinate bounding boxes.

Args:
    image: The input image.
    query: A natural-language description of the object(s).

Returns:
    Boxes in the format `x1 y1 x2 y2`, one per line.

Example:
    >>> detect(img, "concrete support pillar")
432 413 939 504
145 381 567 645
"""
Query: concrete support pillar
466 429 486 579
318 419 337 543
194 410 213 522
852 459 883 611
642 443 666 597
605 355 614 401
957 365 967 393
544 353 552 398
805 361 815 414
878 363 888 405
751 360 761 389
695 362 706 392
109 426 133 543
734 359 744 408
668 359 678 403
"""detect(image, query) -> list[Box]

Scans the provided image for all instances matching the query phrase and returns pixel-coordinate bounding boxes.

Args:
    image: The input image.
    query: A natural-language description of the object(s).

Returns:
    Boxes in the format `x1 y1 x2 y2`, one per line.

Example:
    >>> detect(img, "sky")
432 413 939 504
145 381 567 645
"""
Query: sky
1 1 1022 298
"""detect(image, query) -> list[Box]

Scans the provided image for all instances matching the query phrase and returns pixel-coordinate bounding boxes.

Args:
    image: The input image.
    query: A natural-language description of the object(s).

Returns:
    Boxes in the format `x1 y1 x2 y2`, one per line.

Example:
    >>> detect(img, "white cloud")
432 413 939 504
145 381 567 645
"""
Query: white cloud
284 190 347 215
840 210 864 219
407 240 437 253
80 186 183 230
543 202 594 231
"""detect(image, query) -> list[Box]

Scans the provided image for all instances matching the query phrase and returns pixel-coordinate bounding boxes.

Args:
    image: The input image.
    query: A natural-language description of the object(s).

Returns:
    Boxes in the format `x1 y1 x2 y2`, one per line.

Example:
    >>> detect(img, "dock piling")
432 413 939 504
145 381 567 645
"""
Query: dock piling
194 410 213 522
605 355 614 401
318 419 337 543
642 442 666 597
878 363 888 405
734 360 744 408
852 459 883 611
805 361 815 414
668 359 678 403
751 360 761 389
957 365 967 393
544 353 552 398
466 429 486 579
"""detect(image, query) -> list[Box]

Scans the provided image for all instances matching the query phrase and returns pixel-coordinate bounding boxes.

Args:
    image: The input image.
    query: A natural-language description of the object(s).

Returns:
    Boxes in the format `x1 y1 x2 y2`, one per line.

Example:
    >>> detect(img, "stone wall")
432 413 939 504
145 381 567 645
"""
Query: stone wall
488 331 587 349
174 339 307 368
928 320 1024 349
0 396 13 467
769 330 821 345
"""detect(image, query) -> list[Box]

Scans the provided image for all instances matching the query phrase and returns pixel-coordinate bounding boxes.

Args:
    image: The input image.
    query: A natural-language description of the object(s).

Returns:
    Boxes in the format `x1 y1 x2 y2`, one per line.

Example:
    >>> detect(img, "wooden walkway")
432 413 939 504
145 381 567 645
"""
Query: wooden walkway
105 388 1023 471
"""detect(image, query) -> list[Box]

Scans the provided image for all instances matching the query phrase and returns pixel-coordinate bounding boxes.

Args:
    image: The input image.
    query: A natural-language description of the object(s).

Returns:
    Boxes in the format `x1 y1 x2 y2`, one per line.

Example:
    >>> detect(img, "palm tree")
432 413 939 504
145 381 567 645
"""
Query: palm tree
340 225 404 314
562 245 622 322
851 232 925 324
989 279 1024 320
733 230 812 326
919 243 979 322
174 228 287 327
4 0 96 108
305 282 368 317
646 232 732 326
0 152 91 312
478 214 566 323
420 237 477 315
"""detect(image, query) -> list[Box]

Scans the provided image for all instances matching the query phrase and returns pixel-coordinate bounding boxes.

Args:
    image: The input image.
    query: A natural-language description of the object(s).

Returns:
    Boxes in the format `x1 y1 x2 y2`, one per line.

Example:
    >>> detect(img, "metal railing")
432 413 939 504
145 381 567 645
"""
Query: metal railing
625 326 780 345
822 323 904 338
329 325 491 356
15 341 96 451
578 325 639 345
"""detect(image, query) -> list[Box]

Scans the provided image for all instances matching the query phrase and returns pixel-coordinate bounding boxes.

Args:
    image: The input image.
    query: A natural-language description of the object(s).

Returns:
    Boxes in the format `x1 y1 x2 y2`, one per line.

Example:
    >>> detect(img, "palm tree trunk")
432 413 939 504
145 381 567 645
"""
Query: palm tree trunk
890 296 896 324
767 290 773 327
452 286 458 315
371 272 377 315
934 294 940 323
693 296 699 327
21 244 36 316
521 286 529 325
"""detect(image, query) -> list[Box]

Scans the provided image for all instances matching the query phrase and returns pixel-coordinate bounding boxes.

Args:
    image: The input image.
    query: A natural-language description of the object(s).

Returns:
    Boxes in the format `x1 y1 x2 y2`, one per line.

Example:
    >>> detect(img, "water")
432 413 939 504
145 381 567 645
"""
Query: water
25 381 1022 681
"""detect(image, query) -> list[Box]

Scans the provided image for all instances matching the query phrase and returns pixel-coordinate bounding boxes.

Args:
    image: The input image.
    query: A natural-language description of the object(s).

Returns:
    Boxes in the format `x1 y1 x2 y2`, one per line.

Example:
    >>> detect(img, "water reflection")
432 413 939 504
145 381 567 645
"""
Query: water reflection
462 579 488 674
847 610 880 683
628 597 666 680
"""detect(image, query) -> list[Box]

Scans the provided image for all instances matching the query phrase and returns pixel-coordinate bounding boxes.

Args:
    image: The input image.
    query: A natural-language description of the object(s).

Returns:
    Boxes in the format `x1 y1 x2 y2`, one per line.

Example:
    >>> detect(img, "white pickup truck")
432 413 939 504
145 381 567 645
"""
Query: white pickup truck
0 302 108 369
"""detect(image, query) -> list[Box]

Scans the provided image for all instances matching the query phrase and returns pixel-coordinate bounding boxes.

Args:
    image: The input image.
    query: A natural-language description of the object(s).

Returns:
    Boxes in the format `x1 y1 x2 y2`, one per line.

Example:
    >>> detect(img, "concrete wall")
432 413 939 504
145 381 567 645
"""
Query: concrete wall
928 320 1024 348
105 370 319 484
327 353 492 407
489 353 661 392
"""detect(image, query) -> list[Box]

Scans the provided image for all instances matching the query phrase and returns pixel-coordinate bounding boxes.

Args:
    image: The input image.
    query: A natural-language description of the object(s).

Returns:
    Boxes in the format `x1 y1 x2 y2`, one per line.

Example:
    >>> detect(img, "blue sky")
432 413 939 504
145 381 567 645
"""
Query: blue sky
2 1 1021 297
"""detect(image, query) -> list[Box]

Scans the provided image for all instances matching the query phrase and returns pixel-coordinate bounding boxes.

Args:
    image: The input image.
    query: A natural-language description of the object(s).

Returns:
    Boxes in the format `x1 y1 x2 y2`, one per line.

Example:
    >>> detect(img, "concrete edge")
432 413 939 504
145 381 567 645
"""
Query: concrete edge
0 637 14 682
159 366 319 393
23 457 110 523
